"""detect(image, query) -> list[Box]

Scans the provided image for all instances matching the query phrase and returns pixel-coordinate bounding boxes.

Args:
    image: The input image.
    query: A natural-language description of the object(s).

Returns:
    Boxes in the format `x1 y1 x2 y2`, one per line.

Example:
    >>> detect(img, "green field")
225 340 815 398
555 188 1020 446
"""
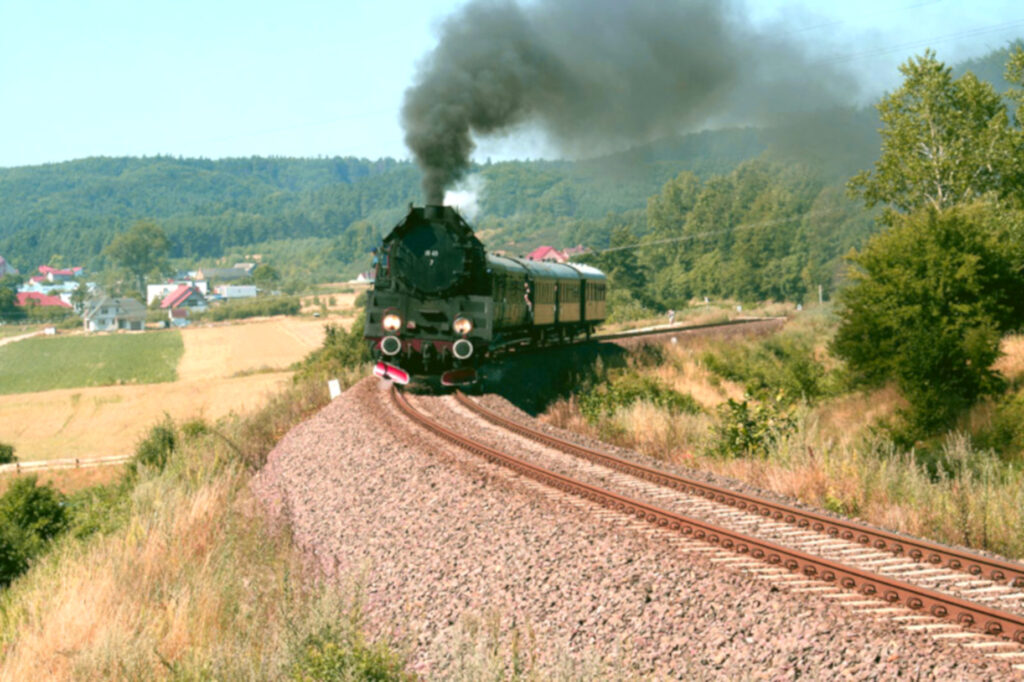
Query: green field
0 331 183 394
0 325 42 340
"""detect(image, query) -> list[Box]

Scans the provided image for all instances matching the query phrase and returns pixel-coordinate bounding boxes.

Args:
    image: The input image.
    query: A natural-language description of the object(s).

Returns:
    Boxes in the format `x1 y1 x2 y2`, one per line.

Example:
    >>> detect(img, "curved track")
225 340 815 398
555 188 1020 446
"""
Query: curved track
392 385 1024 661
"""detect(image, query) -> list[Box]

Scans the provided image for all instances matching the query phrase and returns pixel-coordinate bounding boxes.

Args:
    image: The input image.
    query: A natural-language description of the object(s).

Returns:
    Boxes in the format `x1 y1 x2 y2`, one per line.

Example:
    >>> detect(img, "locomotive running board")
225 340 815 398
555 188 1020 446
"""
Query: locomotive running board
374 362 410 385
440 367 477 386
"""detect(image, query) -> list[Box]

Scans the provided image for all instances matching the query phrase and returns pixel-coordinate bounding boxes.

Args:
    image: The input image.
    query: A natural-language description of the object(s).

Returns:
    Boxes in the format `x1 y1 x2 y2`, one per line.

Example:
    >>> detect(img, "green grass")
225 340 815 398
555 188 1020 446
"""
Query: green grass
0 326 42 340
0 331 183 394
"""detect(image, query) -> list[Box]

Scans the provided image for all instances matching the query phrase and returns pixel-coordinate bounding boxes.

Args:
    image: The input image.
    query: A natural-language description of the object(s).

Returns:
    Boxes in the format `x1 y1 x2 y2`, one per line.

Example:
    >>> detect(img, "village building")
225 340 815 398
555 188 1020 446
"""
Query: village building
524 245 589 263
147 280 208 305
161 285 208 327
195 266 250 283
36 265 84 283
216 284 258 300
15 292 72 309
83 296 147 332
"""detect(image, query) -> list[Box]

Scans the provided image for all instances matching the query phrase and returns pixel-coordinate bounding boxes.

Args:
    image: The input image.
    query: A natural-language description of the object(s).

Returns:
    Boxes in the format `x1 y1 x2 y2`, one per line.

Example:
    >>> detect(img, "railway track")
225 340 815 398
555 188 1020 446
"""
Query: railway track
591 315 784 343
390 385 1024 672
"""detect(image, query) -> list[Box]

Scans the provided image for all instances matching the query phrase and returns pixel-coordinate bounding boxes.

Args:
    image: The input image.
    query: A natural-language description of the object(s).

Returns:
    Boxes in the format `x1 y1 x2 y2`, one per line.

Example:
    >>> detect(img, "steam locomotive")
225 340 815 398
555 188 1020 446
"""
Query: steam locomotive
364 204 608 386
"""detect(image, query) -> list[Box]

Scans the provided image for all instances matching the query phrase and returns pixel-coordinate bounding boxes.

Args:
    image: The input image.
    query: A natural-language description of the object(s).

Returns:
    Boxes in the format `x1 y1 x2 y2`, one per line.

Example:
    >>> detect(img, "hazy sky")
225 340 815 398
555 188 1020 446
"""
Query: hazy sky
1 0 1022 168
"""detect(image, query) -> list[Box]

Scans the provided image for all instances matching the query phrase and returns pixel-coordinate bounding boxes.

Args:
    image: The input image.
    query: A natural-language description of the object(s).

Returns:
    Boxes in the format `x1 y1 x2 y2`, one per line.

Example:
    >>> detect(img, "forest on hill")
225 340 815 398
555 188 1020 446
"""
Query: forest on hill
0 44 1018 297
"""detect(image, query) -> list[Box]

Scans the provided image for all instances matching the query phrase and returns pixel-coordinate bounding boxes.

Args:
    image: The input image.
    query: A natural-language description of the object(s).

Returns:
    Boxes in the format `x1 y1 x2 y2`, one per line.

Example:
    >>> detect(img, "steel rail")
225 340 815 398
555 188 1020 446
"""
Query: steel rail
592 316 783 342
455 391 1024 589
391 386 1024 644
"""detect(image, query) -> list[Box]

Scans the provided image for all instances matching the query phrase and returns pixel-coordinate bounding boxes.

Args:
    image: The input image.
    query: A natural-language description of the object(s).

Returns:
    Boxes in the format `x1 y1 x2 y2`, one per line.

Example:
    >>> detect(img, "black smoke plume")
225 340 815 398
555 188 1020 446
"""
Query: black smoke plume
402 0 860 204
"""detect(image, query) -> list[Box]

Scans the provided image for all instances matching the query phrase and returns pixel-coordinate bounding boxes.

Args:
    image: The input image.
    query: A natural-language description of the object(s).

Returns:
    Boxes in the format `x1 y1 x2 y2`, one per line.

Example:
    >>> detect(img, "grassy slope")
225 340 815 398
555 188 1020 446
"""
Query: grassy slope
543 306 1024 560
0 331 183 394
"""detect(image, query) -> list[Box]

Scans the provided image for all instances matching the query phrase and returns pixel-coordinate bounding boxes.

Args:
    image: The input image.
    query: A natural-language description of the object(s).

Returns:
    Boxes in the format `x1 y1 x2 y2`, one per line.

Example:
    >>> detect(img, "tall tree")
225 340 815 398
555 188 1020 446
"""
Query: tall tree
833 206 1024 431
835 49 1024 434
848 50 1016 223
103 220 170 299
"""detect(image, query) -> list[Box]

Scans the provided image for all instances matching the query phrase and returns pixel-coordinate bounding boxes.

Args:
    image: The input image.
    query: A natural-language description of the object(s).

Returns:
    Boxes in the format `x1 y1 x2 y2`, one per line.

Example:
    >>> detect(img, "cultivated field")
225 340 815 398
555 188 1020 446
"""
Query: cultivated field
0 316 347 461
299 286 365 314
0 332 183 395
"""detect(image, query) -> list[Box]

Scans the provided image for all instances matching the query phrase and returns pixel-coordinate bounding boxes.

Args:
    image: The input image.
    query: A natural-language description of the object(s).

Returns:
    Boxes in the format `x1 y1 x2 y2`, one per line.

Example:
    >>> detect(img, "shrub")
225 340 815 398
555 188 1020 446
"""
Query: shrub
289 623 410 682
296 313 369 381
353 291 367 308
64 480 132 540
0 476 68 586
702 332 840 406
605 289 655 324
711 396 795 459
0 443 15 464
131 418 177 473
200 296 302 322
579 371 701 423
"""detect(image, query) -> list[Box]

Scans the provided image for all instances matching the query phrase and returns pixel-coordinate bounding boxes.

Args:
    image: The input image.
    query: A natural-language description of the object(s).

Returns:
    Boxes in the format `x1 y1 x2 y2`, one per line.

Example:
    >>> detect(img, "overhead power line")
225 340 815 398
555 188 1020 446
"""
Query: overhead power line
587 207 853 256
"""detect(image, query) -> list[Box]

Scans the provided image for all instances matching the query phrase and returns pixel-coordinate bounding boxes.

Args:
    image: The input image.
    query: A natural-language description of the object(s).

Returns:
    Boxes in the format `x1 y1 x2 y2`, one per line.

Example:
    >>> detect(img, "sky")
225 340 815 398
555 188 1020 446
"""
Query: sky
1 0 1022 169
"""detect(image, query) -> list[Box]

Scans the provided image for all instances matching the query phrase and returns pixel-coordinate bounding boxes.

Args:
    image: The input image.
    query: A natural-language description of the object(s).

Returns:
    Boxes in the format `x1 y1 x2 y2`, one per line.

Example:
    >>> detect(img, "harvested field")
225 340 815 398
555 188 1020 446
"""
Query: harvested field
0 316 343 461
299 288 365 314
0 372 295 461
177 316 333 380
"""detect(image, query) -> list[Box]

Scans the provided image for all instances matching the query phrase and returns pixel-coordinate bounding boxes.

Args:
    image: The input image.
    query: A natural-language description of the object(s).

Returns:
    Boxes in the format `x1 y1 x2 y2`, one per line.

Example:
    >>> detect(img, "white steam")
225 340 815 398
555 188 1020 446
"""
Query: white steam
443 174 485 222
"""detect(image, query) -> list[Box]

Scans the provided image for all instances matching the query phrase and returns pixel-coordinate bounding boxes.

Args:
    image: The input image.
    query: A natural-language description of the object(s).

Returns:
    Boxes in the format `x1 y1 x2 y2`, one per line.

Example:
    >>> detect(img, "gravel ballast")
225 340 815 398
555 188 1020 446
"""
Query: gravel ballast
253 378 1018 679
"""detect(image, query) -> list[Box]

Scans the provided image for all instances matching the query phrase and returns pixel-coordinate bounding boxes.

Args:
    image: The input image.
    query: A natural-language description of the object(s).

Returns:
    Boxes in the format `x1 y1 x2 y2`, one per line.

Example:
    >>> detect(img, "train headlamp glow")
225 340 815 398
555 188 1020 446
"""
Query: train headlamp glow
382 313 403 332
453 317 473 335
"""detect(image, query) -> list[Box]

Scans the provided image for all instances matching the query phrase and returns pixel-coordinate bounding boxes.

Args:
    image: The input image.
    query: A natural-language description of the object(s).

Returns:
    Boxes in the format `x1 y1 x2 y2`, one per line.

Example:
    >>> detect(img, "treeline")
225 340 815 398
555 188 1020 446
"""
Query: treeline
2 44 1018 301
0 156 416 276
578 161 875 312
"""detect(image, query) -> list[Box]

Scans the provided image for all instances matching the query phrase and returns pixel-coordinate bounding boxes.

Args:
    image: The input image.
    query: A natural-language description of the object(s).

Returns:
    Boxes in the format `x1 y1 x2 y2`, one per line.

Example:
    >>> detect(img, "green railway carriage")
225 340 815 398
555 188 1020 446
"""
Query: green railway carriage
364 205 608 385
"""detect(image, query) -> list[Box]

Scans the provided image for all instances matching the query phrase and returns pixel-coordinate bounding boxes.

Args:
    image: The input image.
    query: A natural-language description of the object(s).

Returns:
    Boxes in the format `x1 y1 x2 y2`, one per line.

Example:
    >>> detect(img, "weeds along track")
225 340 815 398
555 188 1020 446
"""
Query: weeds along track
391 386 1024 672
592 315 785 345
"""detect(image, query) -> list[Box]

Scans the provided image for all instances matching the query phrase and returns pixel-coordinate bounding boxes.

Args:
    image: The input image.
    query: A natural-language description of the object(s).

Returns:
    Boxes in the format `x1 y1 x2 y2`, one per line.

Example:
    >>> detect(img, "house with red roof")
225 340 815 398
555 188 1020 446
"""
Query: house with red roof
160 284 208 312
160 285 208 326
525 245 568 263
16 292 72 309
524 245 591 263
38 265 84 283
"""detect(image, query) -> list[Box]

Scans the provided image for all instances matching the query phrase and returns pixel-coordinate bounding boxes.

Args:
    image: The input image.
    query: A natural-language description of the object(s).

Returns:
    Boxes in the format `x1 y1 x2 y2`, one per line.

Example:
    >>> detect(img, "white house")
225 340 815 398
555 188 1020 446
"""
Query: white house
216 285 258 300
83 297 147 332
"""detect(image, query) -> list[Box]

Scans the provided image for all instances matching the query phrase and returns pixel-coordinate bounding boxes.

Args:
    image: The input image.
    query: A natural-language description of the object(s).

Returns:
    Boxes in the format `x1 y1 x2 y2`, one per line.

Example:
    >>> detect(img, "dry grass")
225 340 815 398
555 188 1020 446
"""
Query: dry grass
299 289 364 314
595 300 795 335
0 373 295 461
994 333 1024 382
177 317 331 381
544 318 1024 560
0 465 125 496
0 377 399 680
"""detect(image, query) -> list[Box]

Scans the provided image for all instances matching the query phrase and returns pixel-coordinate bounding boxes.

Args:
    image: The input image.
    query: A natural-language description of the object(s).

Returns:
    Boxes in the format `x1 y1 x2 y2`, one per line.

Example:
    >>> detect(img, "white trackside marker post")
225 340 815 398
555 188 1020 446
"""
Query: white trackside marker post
328 379 341 399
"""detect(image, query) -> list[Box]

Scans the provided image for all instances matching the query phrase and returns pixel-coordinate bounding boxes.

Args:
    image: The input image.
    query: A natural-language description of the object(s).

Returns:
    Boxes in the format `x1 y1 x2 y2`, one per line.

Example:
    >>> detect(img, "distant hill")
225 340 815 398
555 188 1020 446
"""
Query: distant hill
0 129 775 278
0 42 1017 286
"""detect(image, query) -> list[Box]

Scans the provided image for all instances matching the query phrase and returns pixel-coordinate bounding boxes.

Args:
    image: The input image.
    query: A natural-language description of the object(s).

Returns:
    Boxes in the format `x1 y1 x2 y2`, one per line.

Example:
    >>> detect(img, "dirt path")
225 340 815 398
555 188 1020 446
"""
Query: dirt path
0 330 44 347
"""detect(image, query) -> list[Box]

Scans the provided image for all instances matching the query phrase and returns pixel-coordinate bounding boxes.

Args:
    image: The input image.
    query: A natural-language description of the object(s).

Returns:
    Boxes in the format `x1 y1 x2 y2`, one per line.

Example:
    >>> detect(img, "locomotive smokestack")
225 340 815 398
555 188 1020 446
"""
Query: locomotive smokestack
402 0 860 203
424 205 446 220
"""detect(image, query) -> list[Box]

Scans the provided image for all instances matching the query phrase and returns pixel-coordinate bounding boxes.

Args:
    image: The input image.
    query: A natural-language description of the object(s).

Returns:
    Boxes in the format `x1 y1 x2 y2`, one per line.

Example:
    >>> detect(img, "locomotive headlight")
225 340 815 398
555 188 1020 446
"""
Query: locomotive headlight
453 317 473 335
382 313 403 332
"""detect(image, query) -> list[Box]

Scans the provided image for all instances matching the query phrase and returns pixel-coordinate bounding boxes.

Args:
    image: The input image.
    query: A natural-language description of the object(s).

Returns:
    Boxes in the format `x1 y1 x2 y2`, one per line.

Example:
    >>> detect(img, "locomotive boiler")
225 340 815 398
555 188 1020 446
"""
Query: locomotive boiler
364 204 607 385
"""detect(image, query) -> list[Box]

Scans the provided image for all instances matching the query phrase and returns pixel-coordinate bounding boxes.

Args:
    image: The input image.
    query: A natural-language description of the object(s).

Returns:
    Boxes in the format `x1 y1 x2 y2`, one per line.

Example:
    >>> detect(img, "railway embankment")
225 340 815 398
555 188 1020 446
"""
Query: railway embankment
253 377 1022 678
